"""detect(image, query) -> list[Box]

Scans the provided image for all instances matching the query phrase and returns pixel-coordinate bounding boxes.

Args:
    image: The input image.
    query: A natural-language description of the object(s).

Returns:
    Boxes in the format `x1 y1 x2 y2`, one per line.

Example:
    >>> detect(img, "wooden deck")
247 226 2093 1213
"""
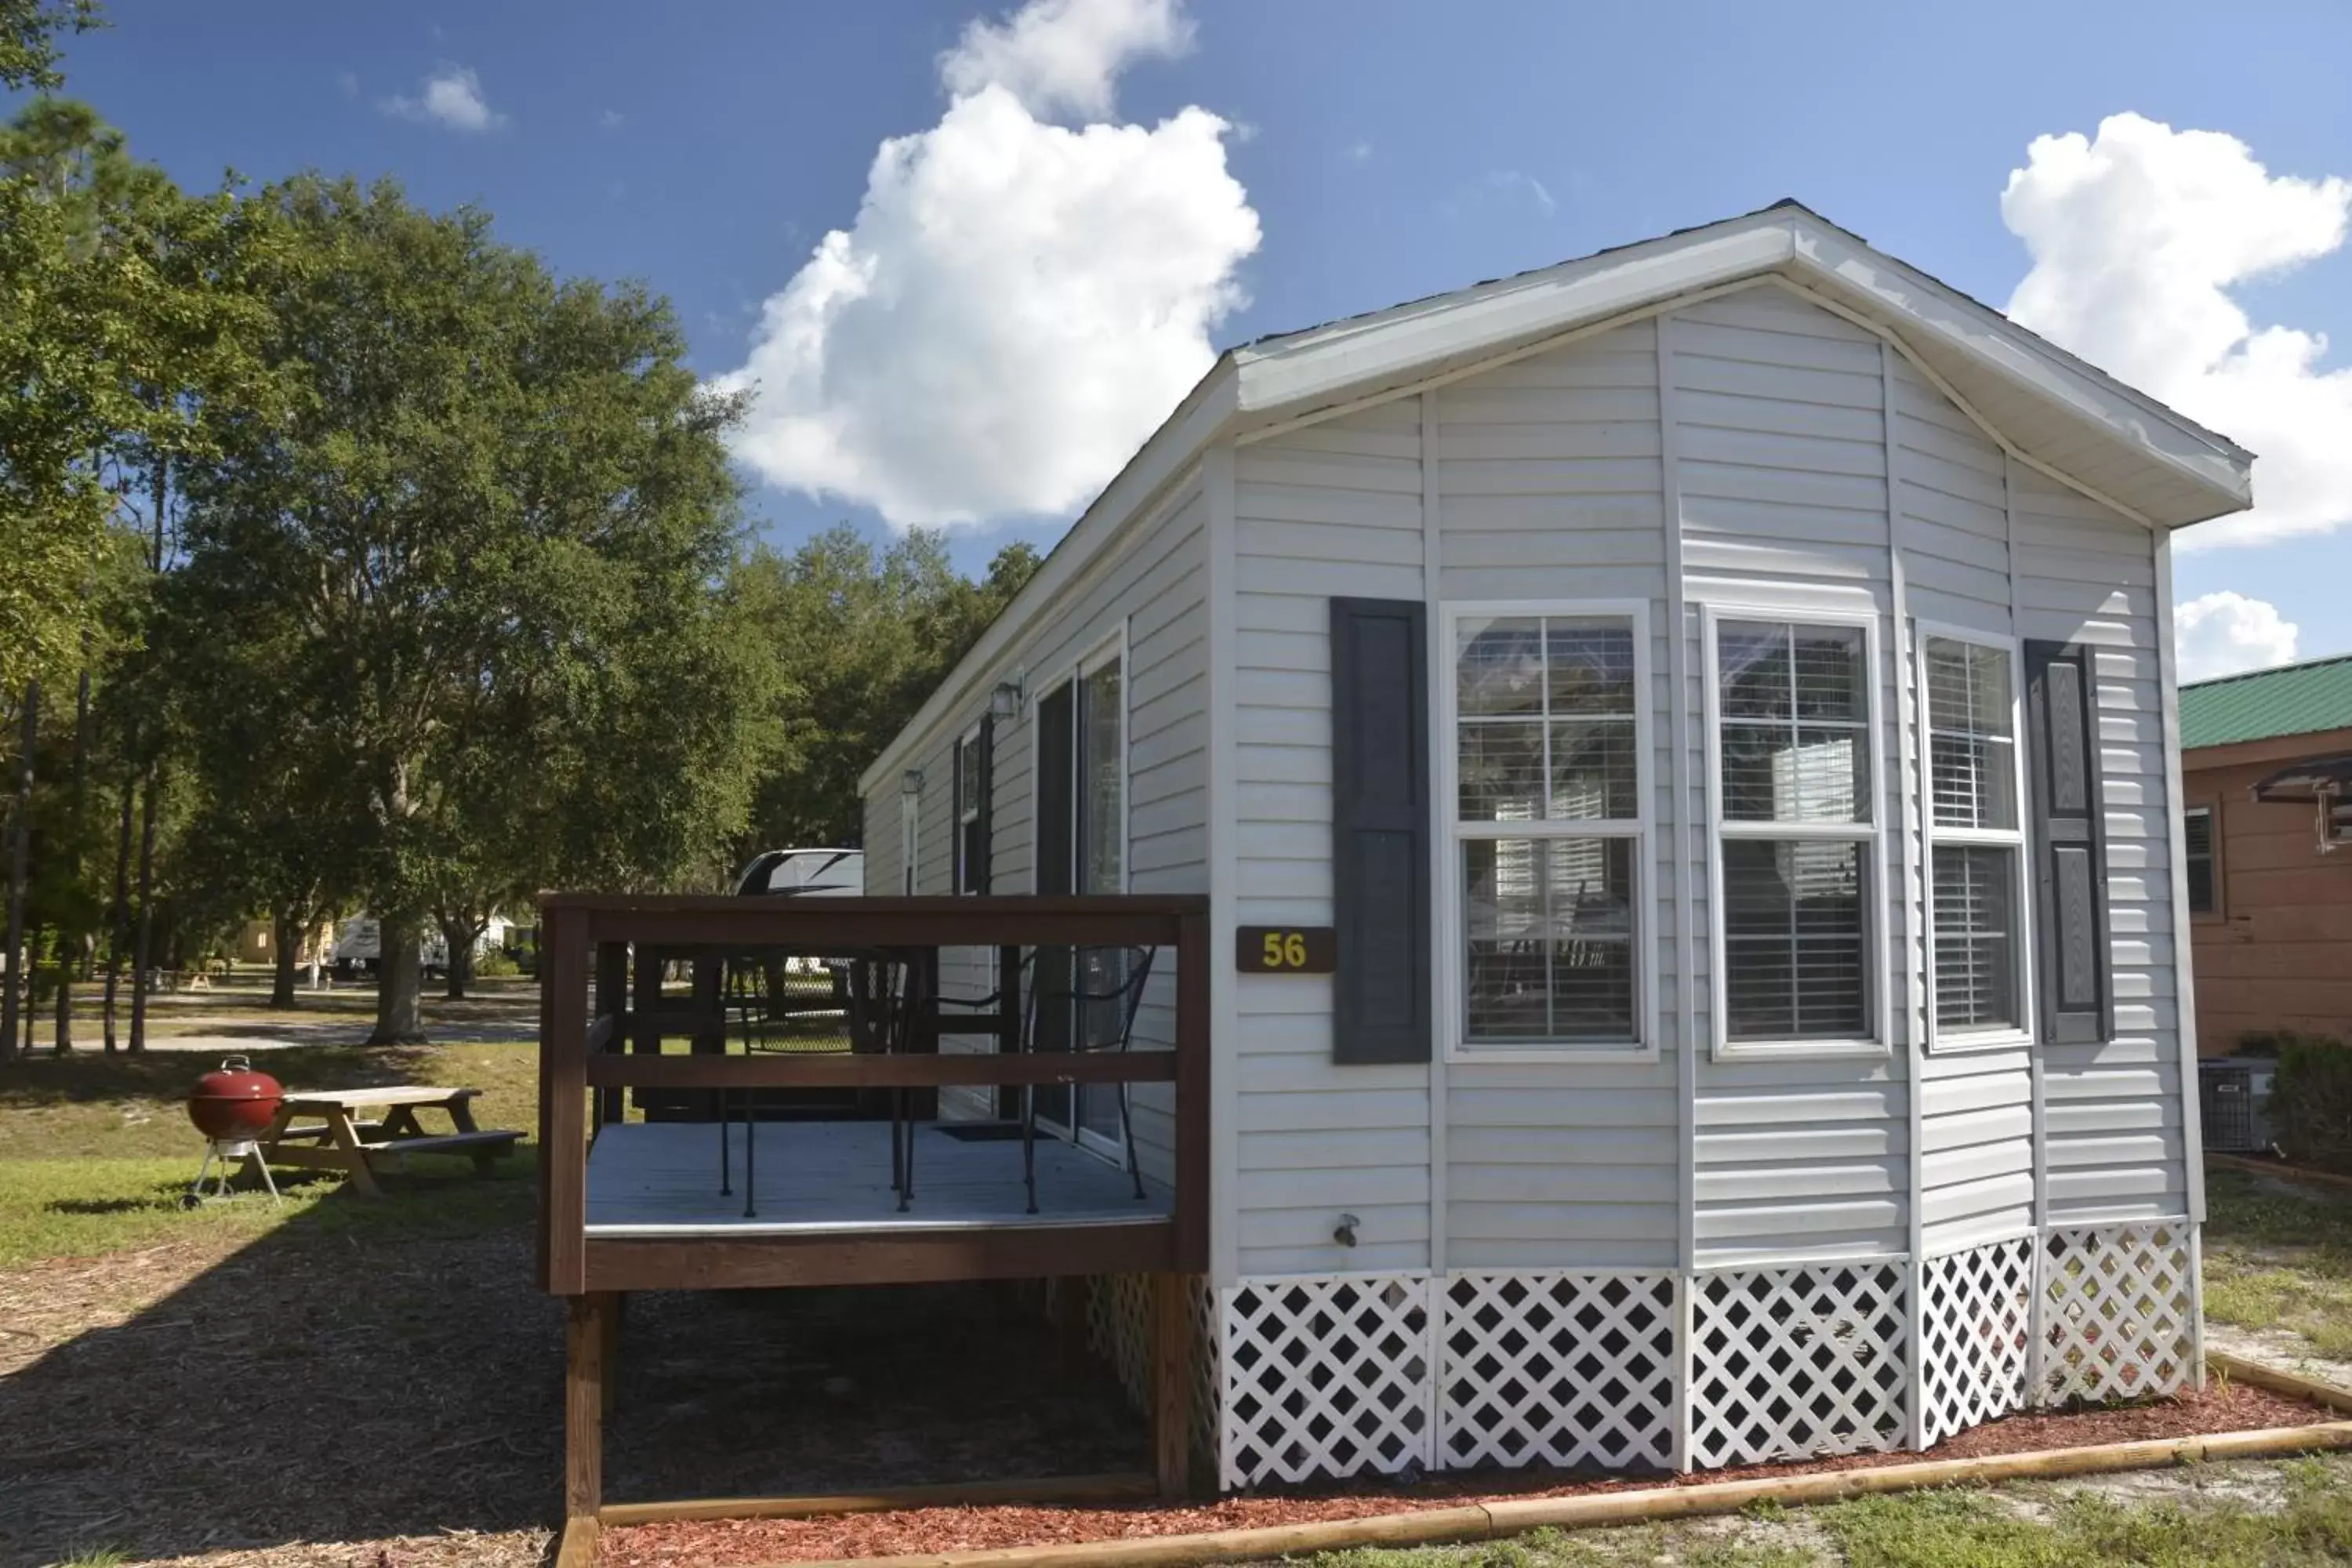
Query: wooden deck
537 893 1210 1515
585 1120 1171 1237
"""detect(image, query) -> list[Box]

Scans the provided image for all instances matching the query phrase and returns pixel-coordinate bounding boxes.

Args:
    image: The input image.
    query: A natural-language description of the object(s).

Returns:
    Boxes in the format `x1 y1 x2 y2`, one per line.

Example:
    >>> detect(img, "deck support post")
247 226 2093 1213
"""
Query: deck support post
600 1290 625 1418
1152 1271 1192 1497
567 1291 612 1525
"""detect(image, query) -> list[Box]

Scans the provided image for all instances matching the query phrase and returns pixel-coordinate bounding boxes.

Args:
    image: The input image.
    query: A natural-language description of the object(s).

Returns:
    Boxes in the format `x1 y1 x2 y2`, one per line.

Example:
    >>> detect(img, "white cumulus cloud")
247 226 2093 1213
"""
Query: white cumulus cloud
938 0 1190 121
713 0 1258 529
383 63 506 132
2001 112 2352 550
2175 591 2301 682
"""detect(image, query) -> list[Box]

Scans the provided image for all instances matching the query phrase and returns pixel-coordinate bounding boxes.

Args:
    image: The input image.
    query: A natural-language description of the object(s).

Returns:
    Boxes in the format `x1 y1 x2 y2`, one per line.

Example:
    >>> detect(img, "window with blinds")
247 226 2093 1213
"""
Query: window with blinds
1711 615 1878 1050
2184 807 2216 915
1450 605 1647 1052
1920 631 2030 1044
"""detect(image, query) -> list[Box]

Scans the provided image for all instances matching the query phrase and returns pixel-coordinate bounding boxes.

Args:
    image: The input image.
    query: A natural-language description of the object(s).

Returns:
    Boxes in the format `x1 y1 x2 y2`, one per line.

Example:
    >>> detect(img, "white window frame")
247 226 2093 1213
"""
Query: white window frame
1702 600 1891 1061
1028 623 1131 1163
1437 598 1657 1064
953 719 985 896
1916 622 2036 1053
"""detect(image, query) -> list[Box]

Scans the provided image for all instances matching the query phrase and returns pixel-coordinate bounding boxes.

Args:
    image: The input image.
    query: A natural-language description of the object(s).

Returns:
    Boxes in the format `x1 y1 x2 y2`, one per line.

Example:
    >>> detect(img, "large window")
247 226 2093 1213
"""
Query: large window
1709 612 1880 1053
2184 806 2217 916
1919 630 2030 1044
1448 604 1647 1054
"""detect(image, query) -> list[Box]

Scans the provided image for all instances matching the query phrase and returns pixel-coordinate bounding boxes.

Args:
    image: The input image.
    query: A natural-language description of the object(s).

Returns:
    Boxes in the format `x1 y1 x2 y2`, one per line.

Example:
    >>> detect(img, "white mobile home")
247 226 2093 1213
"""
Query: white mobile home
859 202 2249 1488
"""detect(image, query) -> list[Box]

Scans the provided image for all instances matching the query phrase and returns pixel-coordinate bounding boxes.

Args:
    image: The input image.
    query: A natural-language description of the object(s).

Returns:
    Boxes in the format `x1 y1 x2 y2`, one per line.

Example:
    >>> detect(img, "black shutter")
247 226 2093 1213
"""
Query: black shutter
2025 639 2114 1044
973 713 993 894
1330 597 1432 1063
950 739 966 892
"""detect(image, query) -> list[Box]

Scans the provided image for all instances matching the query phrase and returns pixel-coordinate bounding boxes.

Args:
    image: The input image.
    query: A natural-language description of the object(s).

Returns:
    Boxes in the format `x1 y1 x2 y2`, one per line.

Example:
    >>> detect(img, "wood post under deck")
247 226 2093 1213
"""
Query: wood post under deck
565 1291 612 1532
1153 1271 1192 1497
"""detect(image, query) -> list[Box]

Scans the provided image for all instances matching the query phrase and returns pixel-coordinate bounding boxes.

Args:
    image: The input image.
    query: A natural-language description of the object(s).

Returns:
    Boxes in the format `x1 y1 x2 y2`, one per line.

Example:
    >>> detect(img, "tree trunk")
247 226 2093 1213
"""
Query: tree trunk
2 681 38 1065
370 912 425 1044
127 769 157 1054
53 960 71 1054
270 907 301 1009
100 764 132 1052
438 912 482 1000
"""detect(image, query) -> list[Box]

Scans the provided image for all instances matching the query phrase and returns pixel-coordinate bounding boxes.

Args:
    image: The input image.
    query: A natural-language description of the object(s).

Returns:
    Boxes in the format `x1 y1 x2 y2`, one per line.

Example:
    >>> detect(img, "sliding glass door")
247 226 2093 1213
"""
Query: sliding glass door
1032 641 1125 1153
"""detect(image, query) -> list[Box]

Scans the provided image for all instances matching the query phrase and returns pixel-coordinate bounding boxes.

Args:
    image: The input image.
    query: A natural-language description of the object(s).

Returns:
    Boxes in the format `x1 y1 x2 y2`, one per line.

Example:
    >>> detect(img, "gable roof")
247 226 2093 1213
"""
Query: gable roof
861 201 2257 794
2180 653 2352 750
1230 200 2250 530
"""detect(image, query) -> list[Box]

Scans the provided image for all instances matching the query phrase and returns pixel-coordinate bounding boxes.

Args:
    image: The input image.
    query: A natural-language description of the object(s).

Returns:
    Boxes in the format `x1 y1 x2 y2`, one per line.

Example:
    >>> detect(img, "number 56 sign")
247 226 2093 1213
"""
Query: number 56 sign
1235 925 1338 974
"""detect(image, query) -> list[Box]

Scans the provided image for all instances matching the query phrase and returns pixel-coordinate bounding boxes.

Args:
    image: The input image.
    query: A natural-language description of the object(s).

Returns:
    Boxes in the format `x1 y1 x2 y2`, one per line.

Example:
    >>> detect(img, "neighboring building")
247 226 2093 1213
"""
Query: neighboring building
229 917 336 971
845 200 2249 1486
2180 653 2352 1051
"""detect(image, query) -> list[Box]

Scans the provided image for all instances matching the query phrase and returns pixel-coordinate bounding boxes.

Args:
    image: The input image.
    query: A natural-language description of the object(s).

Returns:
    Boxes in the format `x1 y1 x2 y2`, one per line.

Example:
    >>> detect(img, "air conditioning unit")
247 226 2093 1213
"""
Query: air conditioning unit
2199 1058 2277 1154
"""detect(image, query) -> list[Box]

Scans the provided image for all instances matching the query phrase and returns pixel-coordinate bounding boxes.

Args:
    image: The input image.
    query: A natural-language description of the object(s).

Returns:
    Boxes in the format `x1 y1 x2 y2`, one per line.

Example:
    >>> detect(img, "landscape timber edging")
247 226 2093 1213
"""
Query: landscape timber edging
2205 1150 2352 1196
753 1418 2352 1568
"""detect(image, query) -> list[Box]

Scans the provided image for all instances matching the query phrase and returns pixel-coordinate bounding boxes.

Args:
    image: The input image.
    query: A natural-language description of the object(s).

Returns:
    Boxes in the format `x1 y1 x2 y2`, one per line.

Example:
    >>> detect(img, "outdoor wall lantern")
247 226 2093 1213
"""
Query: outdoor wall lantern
990 674 1025 723
900 768 924 796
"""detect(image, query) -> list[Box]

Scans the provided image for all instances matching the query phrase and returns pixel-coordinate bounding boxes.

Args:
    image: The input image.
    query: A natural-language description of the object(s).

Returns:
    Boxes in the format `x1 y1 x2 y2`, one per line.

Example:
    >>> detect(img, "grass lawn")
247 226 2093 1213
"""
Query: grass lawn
2201 1167 2352 1362
1294 1459 2352 1566
0 1036 543 1270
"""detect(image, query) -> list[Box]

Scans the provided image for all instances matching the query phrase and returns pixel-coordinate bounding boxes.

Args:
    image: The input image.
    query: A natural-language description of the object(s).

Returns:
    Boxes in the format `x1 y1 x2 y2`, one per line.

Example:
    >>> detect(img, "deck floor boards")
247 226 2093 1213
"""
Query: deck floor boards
584 1120 1170 1237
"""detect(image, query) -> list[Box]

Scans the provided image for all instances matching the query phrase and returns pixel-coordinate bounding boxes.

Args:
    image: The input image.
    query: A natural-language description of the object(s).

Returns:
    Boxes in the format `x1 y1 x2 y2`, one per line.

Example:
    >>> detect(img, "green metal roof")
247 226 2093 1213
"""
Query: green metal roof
2180 653 2352 750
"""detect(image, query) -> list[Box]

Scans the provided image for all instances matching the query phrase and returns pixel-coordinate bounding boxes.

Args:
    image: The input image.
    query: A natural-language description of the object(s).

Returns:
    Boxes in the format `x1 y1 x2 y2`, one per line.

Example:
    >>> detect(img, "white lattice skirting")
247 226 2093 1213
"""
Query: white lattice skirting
1439 1272 1679 1473
1688 1260 1910 1468
1919 1235 2035 1446
2041 1219 2198 1404
1210 1222 2199 1490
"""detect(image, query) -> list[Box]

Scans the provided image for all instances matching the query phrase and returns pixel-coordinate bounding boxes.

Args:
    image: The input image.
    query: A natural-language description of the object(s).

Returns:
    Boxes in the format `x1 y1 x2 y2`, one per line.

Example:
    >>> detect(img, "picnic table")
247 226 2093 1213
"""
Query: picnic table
259 1085 524 1198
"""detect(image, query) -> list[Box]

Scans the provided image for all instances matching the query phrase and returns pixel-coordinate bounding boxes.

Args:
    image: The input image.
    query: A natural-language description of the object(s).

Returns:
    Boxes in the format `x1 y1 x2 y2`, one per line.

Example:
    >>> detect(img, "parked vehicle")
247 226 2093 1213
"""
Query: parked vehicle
329 913 514 981
732 848 865 897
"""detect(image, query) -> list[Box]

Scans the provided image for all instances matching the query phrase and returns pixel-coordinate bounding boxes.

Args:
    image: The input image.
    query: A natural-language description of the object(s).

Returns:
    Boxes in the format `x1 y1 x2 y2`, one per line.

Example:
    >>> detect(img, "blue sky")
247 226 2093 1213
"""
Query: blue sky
39 0 2352 671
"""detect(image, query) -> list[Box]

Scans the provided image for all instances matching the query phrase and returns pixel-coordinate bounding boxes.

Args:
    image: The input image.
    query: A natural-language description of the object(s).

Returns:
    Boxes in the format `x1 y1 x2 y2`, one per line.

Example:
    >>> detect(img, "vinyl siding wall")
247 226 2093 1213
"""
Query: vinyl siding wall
1214 280 2187 1279
1435 321 1682 1270
860 470 1213 1181
1671 290 1911 1265
1232 399 1436 1275
2012 466 2190 1225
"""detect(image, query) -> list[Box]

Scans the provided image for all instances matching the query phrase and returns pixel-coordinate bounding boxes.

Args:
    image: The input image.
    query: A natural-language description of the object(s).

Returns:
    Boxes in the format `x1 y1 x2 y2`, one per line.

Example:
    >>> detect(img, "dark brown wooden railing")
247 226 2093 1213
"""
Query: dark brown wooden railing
535 894 1210 1296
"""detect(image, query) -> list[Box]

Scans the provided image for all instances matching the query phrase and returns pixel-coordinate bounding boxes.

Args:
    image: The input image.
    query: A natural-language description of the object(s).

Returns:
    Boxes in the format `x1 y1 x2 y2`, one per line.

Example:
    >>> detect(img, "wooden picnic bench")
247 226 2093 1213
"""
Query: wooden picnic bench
259 1086 524 1198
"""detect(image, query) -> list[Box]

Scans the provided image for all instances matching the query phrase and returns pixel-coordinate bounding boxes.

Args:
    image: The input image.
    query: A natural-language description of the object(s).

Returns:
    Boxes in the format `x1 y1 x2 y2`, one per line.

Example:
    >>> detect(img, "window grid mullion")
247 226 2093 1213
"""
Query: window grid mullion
1457 819 1643 840
1452 607 1647 1054
1920 631 2027 1043
1715 612 1878 1050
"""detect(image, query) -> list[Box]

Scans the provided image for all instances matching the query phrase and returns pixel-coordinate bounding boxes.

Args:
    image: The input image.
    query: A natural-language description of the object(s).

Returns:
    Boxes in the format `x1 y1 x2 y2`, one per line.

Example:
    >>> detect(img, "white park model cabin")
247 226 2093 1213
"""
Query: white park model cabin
859 202 2251 1488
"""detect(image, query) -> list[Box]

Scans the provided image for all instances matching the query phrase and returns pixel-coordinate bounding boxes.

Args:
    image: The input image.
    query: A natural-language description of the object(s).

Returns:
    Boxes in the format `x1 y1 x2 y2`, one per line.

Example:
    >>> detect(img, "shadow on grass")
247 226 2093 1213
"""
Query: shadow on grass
0 1044 434 1113
0 1146 1147 1568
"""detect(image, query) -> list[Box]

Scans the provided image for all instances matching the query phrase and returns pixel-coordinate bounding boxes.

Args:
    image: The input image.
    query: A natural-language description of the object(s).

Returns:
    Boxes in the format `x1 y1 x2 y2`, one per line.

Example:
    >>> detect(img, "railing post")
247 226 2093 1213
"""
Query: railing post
1174 909 1210 1275
593 940 628 1125
545 903 590 1295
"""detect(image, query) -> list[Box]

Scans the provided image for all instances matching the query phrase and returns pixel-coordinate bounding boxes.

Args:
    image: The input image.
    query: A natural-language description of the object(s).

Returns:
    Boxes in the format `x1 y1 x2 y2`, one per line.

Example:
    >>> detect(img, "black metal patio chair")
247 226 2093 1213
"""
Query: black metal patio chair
1020 945 1156 1214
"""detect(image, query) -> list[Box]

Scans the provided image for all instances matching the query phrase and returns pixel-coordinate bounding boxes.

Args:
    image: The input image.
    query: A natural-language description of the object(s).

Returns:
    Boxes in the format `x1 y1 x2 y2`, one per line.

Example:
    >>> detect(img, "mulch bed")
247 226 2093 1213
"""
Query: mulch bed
598 1381 2336 1567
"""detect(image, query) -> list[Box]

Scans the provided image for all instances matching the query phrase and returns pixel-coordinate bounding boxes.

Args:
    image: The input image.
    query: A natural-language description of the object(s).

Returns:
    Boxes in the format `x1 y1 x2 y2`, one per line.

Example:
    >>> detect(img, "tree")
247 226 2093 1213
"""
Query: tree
0 0 97 92
174 176 769 1042
0 95 280 1051
735 528 1039 855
